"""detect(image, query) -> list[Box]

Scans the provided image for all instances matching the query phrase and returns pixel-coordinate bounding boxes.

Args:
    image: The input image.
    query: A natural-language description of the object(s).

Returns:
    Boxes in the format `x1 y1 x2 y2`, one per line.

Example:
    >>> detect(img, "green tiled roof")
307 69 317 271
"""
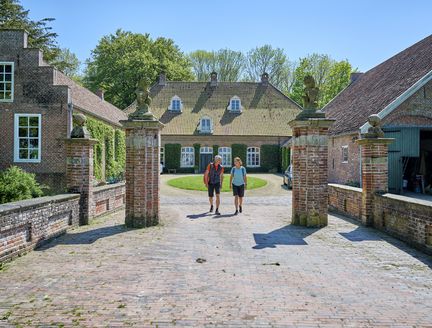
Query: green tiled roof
124 81 301 136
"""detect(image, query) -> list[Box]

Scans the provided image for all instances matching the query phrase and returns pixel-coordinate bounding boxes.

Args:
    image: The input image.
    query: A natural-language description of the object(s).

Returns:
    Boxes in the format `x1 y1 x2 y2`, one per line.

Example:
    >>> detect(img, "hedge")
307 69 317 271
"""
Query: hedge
165 143 181 170
261 144 281 172
85 117 125 182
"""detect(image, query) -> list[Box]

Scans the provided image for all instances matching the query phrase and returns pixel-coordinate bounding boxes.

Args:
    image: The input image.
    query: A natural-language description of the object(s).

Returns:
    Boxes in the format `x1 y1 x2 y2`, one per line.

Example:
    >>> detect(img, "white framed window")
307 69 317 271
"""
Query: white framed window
14 114 41 163
160 147 165 167
181 147 194 167
342 145 348 163
218 147 232 166
247 147 260 167
227 96 242 112
199 116 213 134
168 95 182 112
200 146 213 154
0 62 14 102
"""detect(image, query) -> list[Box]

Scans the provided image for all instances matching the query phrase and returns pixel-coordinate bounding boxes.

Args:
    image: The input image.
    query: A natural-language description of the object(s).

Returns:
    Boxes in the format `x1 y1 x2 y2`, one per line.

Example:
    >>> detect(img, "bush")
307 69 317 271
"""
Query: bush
212 145 219 158
193 143 200 167
261 145 281 172
165 143 181 170
0 166 44 204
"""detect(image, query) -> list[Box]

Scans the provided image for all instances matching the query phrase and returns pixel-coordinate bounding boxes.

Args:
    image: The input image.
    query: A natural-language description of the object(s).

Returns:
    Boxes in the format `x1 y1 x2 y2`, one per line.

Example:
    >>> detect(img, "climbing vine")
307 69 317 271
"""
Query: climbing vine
83 116 125 182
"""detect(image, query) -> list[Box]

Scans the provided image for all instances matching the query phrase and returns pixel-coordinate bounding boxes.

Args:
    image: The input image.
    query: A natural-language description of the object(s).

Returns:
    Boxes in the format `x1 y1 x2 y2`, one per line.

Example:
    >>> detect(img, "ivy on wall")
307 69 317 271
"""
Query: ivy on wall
212 145 219 158
193 143 200 167
281 147 290 171
261 144 281 172
232 144 247 164
165 143 181 170
84 117 125 182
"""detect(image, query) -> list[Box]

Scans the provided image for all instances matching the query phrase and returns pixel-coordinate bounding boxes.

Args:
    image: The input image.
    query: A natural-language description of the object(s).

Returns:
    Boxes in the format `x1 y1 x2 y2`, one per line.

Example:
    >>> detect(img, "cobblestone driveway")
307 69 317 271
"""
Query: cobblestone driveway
1 182 432 327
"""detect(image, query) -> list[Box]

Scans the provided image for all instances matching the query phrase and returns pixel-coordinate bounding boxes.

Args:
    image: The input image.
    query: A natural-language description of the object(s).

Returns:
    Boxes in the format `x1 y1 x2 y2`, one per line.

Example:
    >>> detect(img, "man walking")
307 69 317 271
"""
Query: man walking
204 155 224 215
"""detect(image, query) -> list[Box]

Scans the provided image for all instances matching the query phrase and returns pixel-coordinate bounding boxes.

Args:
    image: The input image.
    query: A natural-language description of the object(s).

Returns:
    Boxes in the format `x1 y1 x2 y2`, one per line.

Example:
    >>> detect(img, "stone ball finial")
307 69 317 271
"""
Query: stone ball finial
365 114 385 138
71 113 91 138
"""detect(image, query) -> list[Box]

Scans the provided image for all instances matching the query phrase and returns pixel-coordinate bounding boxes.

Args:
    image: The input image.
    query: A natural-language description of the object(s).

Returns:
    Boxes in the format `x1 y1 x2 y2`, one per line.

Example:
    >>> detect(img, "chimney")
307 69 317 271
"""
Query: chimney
96 89 104 101
158 72 167 86
350 72 363 84
261 72 269 85
210 71 218 87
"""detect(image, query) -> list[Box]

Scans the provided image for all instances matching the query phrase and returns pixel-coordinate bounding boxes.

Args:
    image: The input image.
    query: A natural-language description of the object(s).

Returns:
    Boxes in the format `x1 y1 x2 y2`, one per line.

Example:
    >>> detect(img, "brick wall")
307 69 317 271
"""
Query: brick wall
328 184 362 220
328 134 361 185
0 194 80 263
93 182 125 217
373 194 432 254
328 183 432 255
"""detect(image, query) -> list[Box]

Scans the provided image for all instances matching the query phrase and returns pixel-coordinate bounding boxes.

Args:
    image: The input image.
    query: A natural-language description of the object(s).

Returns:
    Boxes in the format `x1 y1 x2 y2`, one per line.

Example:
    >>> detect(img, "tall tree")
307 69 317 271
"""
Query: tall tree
0 0 59 62
290 54 353 108
84 29 194 109
244 45 288 87
50 48 81 78
189 49 245 82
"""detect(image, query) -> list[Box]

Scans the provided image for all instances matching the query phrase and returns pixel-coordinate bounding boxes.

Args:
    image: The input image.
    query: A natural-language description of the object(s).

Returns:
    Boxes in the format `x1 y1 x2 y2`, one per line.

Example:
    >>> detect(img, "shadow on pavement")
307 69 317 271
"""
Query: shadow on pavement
253 225 319 249
36 224 127 251
333 212 432 270
186 212 213 219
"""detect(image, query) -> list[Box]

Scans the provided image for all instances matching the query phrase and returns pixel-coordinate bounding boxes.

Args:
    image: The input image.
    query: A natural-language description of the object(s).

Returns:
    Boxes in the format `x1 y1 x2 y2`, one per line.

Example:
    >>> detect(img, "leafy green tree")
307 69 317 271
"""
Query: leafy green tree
51 48 81 78
84 29 194 109
290 54 354 108
0 0 59 63
189 49 245 82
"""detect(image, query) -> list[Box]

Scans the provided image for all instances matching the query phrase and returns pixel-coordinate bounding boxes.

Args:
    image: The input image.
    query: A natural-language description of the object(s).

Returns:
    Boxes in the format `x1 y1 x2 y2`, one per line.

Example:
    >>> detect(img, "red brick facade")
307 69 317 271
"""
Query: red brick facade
328 134 361 185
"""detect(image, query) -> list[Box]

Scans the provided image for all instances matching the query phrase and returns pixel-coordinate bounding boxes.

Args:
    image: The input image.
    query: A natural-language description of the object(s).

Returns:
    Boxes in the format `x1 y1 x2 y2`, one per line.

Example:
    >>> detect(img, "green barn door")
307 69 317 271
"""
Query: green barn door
385 130 402 194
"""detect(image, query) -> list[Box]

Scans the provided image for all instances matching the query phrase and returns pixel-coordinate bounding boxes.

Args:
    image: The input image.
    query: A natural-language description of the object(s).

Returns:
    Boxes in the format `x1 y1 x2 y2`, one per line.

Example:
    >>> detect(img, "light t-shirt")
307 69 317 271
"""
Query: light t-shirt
231 166 246 186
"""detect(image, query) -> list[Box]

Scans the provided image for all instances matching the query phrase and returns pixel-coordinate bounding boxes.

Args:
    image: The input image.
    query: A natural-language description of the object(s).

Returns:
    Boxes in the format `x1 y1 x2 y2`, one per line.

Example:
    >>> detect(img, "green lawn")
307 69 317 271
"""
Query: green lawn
167 175 267 192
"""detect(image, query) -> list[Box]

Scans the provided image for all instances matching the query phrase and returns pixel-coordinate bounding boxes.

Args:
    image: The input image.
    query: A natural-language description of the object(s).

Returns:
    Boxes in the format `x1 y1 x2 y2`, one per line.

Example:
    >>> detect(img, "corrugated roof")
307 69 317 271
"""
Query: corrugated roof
324 34 432 135
54 71 127 127
124 81 301 136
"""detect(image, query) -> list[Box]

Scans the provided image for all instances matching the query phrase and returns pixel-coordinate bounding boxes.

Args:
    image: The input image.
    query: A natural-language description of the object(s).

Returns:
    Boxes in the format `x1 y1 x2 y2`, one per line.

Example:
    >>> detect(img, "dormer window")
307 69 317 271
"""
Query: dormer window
227 96 242 112
169 95 182 112
199 116 213 134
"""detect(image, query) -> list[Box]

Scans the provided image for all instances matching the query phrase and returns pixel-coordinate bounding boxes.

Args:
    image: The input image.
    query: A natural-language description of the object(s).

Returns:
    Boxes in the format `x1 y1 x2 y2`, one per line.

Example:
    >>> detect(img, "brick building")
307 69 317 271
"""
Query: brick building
125 72 301 172
0 29 127 191
325 34 432 194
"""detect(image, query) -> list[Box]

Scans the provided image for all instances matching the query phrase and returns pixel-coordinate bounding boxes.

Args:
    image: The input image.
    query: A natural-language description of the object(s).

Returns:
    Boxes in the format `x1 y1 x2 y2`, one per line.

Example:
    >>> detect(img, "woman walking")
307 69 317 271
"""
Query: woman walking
229 157 247 215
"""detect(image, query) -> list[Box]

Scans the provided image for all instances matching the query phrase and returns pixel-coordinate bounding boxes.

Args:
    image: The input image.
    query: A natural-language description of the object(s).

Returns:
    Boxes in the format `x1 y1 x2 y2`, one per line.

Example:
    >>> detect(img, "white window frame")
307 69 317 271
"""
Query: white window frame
218 147 232 167
168 95 183 112
227 95 242 112
0 62 14 103
180 146 195 168
247 147 260 167
160 147 165 167
200 146 213 154
341 145 348 163
14 114 42 163
199 116 213 134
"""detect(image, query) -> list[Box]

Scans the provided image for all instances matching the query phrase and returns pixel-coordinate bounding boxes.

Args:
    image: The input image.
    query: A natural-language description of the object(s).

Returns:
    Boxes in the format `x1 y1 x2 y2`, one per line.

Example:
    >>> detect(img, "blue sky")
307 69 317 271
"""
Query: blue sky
21 0 432 72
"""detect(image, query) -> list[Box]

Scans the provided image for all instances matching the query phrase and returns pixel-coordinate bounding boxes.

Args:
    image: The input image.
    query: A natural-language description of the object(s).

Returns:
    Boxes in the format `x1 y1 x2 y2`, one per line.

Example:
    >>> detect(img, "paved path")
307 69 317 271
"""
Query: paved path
1 181 432 327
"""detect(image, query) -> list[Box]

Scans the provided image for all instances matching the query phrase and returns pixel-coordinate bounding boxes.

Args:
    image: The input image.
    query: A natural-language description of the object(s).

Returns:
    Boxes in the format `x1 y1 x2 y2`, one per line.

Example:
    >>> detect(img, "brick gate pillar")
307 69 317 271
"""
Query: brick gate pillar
356 115 393 226
121 81 164 228
65 114 98 225
289 116 334 227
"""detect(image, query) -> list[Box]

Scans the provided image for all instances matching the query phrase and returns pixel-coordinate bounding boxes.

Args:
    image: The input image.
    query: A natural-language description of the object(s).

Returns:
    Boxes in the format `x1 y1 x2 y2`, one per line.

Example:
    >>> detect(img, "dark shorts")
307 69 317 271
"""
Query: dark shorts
232 184 245 197
208 183 221 197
